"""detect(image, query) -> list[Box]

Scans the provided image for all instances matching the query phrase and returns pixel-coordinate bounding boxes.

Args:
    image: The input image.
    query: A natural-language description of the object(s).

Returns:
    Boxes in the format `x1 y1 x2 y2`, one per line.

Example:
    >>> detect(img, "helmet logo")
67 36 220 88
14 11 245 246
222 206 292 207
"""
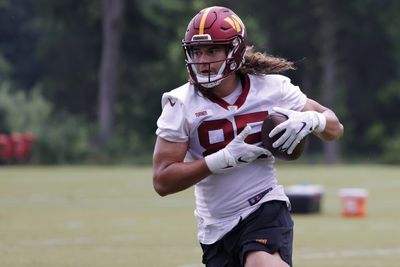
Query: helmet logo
224 15 244 33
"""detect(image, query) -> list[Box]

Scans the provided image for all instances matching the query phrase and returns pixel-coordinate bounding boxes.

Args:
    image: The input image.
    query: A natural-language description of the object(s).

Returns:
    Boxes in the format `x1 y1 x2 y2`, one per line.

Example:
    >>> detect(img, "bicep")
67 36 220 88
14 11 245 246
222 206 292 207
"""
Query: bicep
152 136 210 196
153 136 189 174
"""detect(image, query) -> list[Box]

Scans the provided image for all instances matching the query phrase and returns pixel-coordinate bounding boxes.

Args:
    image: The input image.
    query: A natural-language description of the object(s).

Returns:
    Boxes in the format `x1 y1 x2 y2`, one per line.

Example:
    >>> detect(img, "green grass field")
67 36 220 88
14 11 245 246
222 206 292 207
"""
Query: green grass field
0 165 399 267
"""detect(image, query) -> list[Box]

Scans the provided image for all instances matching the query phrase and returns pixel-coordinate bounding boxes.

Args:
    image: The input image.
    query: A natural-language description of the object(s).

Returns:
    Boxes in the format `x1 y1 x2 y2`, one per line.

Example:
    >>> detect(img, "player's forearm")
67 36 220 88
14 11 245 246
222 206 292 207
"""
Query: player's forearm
316 110 344 141
153 159 211 196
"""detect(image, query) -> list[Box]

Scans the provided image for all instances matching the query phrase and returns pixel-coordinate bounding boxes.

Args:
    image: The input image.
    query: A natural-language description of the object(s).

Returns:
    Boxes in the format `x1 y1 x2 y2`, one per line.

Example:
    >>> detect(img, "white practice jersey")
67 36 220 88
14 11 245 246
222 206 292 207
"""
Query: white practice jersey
156 74 307 244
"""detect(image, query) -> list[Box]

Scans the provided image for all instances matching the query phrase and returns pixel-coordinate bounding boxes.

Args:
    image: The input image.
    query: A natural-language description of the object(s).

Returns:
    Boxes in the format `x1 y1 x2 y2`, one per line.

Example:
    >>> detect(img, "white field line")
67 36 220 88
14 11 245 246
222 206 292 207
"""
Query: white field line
296 247 400 260
0 235 136 249
2 239 399 264
178 247 400 267
8 237 90 247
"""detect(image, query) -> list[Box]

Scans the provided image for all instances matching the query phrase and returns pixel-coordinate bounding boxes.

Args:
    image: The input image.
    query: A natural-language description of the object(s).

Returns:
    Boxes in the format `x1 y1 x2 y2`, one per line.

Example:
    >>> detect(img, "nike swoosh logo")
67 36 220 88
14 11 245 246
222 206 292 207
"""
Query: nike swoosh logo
238 157 248 163
222 165 234 169
297 122 307 134
168 98 176 107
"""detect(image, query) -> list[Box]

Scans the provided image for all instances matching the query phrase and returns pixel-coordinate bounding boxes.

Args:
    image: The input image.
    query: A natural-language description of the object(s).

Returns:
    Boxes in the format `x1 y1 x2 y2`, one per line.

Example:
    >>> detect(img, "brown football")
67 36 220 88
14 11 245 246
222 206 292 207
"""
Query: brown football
261 113 306 160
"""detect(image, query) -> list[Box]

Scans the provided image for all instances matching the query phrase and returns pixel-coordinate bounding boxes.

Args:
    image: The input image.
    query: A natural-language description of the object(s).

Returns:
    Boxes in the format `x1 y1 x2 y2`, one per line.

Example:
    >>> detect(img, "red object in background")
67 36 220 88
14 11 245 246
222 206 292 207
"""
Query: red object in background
22 132 35 159
11 132 35 161
339 188 368 218
0 134 14 161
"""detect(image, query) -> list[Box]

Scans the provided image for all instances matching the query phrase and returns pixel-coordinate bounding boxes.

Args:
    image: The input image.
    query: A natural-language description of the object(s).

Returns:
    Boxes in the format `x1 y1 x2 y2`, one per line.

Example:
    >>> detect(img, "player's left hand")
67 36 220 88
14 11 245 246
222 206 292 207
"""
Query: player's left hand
269 107 326 154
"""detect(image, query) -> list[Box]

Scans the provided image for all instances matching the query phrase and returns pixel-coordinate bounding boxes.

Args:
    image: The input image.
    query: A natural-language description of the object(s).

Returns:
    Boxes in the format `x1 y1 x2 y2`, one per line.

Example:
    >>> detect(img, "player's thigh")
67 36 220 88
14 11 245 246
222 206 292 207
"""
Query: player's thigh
245 251 290 267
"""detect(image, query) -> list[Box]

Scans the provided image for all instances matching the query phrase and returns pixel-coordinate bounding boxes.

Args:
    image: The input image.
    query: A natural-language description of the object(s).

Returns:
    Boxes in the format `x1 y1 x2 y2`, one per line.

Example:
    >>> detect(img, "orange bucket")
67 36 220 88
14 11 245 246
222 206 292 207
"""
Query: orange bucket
338 188 368 217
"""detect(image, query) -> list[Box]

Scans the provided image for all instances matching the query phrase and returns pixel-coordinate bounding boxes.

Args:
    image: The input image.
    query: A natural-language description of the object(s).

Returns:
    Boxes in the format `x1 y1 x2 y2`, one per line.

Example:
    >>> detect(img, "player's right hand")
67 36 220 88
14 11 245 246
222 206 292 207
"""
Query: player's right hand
205 125 271 174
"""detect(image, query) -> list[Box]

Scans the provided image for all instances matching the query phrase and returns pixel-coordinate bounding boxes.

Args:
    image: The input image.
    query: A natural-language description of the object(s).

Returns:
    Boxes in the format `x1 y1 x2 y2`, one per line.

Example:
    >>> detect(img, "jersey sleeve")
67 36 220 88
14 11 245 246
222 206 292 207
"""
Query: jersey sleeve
279 76 307 111
155 92 189 142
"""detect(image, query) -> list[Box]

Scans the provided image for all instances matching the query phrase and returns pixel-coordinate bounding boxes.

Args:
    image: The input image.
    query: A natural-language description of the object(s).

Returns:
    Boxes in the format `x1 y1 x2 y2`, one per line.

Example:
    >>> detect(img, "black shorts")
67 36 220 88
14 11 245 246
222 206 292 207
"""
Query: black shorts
200 200 293 267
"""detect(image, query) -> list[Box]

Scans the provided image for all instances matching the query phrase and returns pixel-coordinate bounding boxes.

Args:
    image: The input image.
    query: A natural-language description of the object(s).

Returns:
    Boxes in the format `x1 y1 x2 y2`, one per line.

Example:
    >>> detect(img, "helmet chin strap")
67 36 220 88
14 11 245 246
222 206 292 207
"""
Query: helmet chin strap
200 79 223 88
196 61 226 88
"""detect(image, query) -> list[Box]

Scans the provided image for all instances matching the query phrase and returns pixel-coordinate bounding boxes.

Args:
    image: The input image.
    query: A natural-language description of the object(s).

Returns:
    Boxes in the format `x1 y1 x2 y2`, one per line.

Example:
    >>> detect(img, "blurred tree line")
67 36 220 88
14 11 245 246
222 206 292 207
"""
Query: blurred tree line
0 0 399 164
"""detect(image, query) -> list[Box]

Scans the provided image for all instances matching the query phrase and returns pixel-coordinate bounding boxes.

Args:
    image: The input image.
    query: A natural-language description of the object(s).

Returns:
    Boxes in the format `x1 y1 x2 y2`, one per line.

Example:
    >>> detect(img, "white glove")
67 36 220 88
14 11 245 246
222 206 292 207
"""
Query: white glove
205 125 271 174
269 107 326 154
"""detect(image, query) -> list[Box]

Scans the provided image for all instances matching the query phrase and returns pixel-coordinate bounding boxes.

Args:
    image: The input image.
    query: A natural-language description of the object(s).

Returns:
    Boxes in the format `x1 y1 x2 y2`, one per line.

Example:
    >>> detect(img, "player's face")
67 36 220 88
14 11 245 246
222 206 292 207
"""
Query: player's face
191 45 227 75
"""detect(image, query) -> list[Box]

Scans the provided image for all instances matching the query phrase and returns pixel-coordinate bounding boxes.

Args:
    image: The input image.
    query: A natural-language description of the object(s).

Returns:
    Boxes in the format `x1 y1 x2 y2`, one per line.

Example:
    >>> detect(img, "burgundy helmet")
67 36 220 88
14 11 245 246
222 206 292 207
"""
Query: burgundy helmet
182 6 247 88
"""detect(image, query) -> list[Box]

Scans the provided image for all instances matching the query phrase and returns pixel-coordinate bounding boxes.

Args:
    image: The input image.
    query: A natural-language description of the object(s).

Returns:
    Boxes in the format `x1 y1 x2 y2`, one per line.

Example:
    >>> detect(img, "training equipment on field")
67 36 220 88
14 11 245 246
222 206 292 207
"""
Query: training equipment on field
285 184 324 214
261 113 306 160
338 188 368 217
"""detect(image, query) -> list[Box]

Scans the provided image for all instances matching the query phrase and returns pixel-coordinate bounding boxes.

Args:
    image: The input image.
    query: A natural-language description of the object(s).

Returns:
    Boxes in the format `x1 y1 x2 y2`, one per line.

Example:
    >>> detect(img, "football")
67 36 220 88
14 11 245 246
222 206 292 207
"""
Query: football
261 113 306 160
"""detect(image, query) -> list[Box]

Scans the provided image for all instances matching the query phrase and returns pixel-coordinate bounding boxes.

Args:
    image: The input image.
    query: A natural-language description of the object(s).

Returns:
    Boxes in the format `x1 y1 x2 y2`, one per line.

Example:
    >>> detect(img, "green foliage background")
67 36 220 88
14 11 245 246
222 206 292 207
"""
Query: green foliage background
0 0 399 164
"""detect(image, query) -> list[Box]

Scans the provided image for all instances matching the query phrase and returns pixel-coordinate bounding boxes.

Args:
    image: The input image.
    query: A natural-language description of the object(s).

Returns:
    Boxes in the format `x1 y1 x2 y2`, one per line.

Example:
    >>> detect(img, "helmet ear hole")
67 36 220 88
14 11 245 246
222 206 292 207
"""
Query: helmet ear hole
232 37 239 47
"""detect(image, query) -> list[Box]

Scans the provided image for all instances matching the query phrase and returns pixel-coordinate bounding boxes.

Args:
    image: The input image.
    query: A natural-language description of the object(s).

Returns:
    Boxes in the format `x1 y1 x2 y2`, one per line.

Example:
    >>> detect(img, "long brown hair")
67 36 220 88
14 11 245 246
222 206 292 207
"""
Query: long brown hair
240 46 295 75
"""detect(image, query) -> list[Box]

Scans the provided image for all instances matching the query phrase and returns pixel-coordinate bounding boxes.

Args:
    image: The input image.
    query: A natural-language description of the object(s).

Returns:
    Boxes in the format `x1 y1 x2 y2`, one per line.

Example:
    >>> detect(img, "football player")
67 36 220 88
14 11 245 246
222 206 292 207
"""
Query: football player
153 6 343 267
